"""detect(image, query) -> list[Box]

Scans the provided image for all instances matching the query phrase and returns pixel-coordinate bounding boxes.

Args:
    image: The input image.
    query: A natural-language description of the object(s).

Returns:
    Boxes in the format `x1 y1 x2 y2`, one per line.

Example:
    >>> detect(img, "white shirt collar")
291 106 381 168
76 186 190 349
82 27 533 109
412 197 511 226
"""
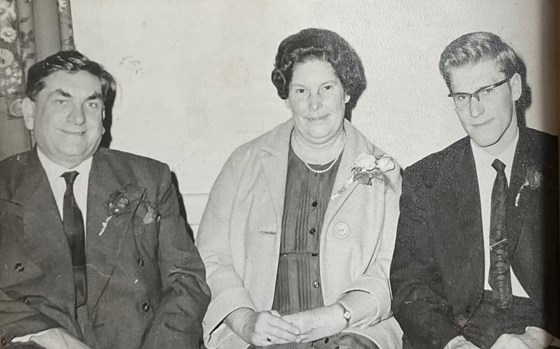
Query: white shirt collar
469 128 528 297
470 129 519 181
36 148 93 224
37 148 93 179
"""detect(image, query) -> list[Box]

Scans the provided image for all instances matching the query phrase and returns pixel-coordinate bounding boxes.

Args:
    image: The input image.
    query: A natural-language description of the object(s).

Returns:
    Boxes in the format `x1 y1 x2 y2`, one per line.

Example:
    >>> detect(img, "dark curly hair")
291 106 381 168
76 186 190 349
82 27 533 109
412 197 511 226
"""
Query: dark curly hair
271 28 366 121
26 50 116 112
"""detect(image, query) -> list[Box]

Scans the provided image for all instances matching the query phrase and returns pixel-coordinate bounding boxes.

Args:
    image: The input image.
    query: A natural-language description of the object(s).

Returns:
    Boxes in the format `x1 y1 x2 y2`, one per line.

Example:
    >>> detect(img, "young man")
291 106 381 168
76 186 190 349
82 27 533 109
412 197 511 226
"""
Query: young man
391 32 559 349
0 50 210 349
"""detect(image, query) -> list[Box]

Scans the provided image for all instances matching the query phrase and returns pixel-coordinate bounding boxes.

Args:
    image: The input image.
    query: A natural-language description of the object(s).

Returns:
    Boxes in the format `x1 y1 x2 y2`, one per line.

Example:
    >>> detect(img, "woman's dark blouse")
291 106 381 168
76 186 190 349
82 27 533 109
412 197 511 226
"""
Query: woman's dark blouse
255 139 377 349
272 142 341 315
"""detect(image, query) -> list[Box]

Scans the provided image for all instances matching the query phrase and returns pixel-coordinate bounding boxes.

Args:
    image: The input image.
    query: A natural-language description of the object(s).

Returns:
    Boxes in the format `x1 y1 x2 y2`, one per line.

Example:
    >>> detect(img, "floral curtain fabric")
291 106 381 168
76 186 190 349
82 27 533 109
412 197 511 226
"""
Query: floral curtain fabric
0 0 74 160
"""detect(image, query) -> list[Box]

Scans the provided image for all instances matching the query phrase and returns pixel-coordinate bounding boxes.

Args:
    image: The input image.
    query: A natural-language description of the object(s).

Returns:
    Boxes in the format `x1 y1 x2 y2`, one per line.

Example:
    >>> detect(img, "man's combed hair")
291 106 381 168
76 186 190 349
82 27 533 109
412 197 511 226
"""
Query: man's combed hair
271 28 366 120
26 50 116 111
439 31 520 89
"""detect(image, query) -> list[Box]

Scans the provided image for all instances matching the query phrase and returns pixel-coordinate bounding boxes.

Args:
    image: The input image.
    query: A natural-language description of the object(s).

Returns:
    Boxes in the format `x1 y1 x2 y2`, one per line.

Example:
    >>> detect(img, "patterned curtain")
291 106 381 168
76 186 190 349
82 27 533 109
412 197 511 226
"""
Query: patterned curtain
0 0 74 161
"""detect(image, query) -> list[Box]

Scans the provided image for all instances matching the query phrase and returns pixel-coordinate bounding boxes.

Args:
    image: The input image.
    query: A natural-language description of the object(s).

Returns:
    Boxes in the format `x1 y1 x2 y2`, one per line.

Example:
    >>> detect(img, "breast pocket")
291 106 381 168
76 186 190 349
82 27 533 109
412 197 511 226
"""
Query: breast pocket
133 220 160 264
133 219 158 236
238 195 278 261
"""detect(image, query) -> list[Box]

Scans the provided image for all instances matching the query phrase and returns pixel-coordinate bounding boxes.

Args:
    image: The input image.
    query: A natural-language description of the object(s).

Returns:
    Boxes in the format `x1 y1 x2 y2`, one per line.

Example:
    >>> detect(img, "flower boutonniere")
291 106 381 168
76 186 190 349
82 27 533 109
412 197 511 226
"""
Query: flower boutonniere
515 167 544 207
331 153 395 200
98 184 157 236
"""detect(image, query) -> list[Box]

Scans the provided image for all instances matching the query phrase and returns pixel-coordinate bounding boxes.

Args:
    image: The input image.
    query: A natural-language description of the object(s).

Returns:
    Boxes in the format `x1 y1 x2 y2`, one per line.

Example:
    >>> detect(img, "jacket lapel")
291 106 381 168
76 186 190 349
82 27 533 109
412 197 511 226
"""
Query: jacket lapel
442 140 485 309
322 121 364 229
505 128 546 301
453 143 483 256
13 151 74 282
506 128 531 255
259 121 291 236
258 120 366 236
86 149 142 311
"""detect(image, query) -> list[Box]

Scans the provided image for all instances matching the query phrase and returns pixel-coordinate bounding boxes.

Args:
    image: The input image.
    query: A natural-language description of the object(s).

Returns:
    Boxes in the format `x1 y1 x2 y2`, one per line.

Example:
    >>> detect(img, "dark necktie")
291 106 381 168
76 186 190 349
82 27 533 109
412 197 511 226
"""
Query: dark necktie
61 171 87 308
488 159 513 309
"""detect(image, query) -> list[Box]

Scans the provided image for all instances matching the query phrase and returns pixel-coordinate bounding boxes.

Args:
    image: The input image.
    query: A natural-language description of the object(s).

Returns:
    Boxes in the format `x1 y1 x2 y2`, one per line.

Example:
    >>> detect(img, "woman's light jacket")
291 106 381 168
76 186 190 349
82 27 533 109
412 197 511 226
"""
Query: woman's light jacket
197 119 403 349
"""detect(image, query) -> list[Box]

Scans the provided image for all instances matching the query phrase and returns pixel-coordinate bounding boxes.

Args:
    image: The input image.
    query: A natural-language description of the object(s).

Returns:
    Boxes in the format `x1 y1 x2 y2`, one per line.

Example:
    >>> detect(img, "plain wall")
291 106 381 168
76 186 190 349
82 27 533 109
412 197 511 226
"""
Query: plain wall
71 0 558 233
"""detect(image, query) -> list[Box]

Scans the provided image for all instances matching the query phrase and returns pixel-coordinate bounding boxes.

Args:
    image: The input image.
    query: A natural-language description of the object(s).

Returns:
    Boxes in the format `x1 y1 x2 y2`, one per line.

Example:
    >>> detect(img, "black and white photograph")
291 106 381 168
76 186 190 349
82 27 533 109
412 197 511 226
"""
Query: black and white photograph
0 1 558 348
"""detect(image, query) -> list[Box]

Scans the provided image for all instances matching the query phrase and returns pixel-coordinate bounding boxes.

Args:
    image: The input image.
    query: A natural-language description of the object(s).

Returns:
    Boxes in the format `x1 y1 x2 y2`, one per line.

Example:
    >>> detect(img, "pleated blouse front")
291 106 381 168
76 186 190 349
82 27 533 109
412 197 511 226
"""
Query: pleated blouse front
272 142 341 315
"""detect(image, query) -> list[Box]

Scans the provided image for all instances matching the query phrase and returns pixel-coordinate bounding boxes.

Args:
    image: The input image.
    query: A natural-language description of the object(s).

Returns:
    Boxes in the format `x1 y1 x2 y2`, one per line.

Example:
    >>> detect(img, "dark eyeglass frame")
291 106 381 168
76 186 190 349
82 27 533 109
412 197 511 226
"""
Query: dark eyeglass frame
448 77 510 109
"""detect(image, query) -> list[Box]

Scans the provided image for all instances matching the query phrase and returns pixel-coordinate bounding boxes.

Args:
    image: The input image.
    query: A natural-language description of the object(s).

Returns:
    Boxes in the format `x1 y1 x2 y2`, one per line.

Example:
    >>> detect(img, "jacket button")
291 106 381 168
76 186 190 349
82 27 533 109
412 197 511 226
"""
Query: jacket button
137 258 144 267
23 297 30 305
309 228 316 235
311 201 318 207
313 281 320 288
14 263 24 272
142 302 150 312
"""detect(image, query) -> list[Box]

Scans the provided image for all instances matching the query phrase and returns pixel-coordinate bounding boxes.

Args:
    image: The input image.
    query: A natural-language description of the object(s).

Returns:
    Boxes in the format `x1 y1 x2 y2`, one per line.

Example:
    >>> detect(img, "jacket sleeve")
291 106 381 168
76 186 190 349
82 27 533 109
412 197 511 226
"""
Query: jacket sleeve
0 202 66 345
195 155 258 348
140 164 211 349
336 163 402 329
390 168 462 349
0 289 62 346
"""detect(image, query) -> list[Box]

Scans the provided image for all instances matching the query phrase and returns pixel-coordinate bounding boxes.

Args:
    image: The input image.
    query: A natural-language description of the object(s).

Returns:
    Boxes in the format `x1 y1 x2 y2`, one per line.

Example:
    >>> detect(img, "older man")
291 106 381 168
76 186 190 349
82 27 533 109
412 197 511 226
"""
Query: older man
391 32 559 349
0 50 210 349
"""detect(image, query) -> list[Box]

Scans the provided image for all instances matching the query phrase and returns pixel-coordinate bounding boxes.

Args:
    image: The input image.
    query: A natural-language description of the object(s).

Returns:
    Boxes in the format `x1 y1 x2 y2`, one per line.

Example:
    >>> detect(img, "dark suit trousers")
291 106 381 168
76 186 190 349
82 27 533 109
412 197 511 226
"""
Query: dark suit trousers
462 291 541 349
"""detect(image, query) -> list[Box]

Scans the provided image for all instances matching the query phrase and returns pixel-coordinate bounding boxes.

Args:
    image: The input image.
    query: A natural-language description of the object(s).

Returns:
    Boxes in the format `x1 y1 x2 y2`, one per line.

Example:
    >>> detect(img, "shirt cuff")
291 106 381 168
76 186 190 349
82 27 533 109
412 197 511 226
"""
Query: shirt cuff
12 329 53 343
444 335 467 349
525 326 560 347
336 290 378 327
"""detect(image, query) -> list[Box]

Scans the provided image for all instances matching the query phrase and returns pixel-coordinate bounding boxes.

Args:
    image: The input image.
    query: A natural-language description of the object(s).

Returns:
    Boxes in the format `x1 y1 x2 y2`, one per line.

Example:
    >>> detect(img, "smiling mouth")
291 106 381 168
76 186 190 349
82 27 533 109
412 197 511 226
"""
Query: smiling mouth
471 119 492 127
60 130 86 136
306 114 329 121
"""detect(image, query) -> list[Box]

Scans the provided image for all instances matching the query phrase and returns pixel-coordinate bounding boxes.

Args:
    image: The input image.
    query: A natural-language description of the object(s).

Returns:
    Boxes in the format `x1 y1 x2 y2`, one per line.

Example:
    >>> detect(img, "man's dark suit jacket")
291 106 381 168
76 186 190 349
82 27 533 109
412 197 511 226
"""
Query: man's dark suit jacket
0 148 211 349
390 126 559 349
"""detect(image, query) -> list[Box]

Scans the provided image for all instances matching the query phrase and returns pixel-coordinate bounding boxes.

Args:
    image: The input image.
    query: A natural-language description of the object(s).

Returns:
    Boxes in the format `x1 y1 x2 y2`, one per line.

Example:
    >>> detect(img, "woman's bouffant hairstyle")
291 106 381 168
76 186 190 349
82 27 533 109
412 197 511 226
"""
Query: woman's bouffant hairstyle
271 28 366 120
439 31 520 90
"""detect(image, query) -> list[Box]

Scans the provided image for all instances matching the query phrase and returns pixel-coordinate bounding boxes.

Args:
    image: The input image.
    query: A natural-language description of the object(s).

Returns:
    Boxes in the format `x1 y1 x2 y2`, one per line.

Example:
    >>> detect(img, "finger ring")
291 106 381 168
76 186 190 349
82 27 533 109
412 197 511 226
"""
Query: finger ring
266 336 272 342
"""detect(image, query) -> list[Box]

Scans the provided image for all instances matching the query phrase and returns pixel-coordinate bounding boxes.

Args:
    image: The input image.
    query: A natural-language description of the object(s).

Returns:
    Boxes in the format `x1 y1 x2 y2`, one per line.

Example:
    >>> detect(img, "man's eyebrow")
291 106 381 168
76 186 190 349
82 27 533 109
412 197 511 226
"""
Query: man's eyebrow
86 92 103 101
474 82 497 92
51 88 72 98
49 89 102 101
452 80 506 95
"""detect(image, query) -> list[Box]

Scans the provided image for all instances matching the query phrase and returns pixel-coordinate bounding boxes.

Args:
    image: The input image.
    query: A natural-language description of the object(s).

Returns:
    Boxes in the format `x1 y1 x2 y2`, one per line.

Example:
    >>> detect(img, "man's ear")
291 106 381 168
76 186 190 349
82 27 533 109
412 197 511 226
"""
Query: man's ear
22 97 35 131
510 73 522 102
344 93 350 104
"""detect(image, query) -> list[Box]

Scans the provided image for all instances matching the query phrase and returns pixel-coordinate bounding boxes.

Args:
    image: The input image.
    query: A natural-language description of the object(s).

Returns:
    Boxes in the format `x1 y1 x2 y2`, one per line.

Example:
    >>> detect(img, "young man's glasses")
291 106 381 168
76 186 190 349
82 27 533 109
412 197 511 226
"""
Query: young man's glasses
448 77 510 110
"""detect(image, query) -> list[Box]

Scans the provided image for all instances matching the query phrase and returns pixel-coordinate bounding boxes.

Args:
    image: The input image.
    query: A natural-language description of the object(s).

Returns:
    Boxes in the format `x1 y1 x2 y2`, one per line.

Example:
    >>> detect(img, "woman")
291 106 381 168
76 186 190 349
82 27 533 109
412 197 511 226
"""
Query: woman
197 28 402 349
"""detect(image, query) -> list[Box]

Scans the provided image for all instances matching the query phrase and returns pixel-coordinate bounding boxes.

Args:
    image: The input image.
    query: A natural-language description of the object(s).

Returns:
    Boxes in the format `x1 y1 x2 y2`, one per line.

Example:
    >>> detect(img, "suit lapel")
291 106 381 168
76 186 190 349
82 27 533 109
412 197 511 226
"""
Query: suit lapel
259 122 292 236
443 140 485 308
506 128 531 255
453 143 483 252
13 151 74 278
505 128 546 301
322 121 364 229
86 149 142 311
